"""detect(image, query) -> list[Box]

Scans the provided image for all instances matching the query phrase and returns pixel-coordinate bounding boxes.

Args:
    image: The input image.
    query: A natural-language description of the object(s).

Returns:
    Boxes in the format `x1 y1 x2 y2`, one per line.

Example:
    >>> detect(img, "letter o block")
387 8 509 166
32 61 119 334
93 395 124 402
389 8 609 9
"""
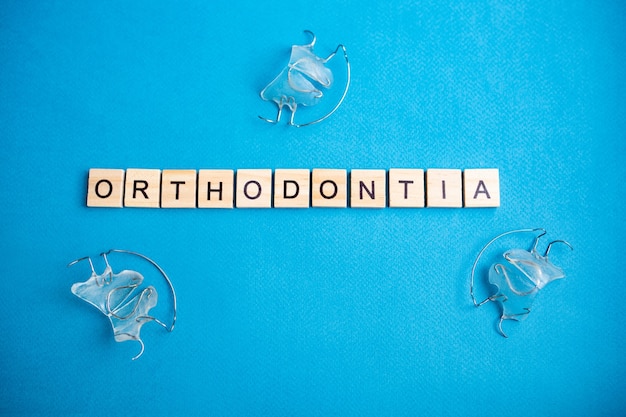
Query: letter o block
312 169 347 208
87 168 125 207
236 169 272 208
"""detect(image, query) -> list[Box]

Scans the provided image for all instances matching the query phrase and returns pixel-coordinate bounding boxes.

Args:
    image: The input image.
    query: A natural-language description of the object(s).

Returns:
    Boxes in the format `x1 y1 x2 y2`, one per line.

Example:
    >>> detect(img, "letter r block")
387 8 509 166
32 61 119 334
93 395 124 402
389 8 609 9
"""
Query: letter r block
87 168 125 207
161 170 197 208
463 168 500 207
274 169 310 208
124 168 161 208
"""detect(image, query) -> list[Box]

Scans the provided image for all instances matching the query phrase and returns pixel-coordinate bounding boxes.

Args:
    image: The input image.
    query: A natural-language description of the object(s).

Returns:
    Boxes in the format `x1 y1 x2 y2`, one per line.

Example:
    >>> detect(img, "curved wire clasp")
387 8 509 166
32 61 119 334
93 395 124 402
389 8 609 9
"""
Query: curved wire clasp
470 228 545 306
258 30 351 128
470 228 573 337
68 249 177 360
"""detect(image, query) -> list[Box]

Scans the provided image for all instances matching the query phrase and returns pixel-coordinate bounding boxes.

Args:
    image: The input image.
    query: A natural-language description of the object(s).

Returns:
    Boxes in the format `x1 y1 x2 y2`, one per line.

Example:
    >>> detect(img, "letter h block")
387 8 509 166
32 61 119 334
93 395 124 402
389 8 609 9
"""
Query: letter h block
198 169 234 208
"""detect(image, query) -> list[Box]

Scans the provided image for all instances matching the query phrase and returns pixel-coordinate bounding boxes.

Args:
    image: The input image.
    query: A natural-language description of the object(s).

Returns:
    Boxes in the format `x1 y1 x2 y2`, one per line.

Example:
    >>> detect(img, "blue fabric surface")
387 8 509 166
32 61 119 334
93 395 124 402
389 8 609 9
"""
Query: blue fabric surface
1 1 624 416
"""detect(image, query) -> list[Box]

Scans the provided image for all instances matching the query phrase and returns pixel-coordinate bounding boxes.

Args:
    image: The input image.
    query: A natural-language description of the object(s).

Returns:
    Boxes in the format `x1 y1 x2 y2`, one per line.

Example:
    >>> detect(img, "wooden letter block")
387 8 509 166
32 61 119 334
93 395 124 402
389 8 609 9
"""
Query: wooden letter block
274 169 310 208
198 169 234 208
311 169 347 208
87 168 125 207
350 169 386 208
236 169 272 208
388 168 424 208
463 168 500 207
426 169 462 208
161 170 197 208
124 168 161 208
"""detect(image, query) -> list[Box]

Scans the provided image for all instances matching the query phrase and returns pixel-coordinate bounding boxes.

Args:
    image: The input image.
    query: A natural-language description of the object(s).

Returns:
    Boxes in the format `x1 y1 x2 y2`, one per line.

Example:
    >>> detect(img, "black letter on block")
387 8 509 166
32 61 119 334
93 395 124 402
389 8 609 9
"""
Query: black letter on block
473 180 491 199
319 180 338 199
283 180 300 199
244 181 262 200
171 181 185 200
399 180 414 199
133 180 149 199
359 181 375 200
95 179 113 199
207 182 223 201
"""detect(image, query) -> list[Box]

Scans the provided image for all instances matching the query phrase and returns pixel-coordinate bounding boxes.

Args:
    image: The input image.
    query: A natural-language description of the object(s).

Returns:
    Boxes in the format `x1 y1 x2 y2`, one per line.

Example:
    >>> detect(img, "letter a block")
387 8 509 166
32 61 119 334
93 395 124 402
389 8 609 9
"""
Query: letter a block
87 168 125 207
274 169 310 208
426 169 462 208
312 169 347 208
124 168 161 208
350 169 386 208
161 170 197 208
236 169 272 208
198 169 234 208
463 168 500 207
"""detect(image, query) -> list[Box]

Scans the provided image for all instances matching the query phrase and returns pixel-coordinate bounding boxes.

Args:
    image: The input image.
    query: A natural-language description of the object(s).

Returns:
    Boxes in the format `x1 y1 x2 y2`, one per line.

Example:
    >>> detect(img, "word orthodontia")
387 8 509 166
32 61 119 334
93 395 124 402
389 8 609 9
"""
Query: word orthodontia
86 168 500 209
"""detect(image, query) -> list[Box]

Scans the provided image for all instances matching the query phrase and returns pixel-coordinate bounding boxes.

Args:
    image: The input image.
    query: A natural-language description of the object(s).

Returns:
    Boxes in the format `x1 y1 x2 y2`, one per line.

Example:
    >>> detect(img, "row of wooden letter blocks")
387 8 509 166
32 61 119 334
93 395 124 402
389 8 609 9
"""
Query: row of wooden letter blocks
87 168 500 208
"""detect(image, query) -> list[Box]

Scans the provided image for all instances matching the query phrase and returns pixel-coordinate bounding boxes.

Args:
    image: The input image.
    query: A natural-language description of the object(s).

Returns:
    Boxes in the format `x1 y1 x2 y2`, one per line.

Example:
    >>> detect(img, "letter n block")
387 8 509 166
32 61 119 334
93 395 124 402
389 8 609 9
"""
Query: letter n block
274 169 310 208
463 169 500 207
124 168 161 208
350 169 386 208
198 169 234 208
161 170 197 208
426 169 462 208
87 168 125 207
311 169 347 208
236 169 272 208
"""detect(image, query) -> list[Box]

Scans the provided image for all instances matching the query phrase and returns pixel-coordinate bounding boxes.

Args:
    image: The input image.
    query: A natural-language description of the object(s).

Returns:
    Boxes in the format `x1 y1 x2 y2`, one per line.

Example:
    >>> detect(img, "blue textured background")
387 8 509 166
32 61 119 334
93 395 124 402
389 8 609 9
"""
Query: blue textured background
1 1 624 416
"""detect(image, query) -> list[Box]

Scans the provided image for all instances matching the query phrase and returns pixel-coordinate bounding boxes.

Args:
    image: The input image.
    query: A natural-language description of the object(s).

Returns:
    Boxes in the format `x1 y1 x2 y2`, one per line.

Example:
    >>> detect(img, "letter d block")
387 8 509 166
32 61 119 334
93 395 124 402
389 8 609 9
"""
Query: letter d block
236 169 272 208
274 169 310 208
124 168 161 208
87 168 125 207
463 169 500 207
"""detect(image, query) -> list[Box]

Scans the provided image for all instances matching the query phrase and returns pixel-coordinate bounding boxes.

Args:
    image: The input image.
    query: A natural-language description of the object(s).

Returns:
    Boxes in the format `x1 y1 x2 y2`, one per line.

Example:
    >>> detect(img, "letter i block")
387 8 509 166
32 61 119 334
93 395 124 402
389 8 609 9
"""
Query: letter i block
161 170 197 208
388 169 424 208
350 169 386 208
463 169 500 207
198 169 234 208
426 169 462 207
236 169 272 208
312 169 347 207
87 168 125 207
274 169 310 208
124 169 162 208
